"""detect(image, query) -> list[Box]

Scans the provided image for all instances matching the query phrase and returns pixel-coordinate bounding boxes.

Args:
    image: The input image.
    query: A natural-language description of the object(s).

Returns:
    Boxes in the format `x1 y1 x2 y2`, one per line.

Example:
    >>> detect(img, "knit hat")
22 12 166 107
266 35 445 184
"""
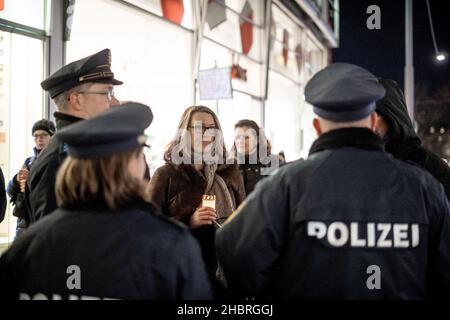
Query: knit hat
32 119 56 136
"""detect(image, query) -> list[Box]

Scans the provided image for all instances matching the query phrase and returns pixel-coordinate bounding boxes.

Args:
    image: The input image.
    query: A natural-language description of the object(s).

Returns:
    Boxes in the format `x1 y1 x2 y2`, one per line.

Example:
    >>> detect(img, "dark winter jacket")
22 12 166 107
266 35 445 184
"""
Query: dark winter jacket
216 128 450 299
237 153 283 195
25 112 83 224
0 200 212 300
7 148 41 223
376 78 450 199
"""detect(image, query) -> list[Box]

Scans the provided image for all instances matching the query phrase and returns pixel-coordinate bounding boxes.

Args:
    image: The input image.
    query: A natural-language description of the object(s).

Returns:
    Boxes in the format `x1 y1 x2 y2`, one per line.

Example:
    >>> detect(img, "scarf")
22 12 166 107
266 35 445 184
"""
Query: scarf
203 163 236 226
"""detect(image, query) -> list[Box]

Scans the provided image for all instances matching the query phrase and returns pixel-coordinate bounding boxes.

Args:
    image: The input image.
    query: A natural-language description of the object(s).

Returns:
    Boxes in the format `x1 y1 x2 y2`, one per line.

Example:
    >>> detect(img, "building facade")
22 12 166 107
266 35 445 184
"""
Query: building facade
0 0 338 246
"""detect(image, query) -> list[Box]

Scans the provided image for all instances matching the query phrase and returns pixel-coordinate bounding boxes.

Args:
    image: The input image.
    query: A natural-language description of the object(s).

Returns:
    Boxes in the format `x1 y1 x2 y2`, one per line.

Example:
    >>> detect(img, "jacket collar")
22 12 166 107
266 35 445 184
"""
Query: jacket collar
309 128 385 156
33 147 41 158
54 112 84 130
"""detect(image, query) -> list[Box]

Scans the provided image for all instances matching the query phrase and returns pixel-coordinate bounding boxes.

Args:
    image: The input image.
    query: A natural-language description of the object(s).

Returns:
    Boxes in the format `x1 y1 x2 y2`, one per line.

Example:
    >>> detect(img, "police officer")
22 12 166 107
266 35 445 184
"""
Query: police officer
25 48 123 224
0 103 212 300
215 63 450 299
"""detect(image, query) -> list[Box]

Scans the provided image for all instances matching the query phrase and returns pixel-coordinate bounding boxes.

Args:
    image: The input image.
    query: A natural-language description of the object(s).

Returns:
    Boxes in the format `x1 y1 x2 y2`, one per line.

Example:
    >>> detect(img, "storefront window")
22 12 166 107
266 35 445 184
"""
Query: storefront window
198 7 264 150
270 5 304 84
124 0 193 29
265 71 303 160
0 0 49 31
0 31 45 245
266 3 327 161
304 34 325 79
66 0 329 169
67 0 193 171
204 0 264 62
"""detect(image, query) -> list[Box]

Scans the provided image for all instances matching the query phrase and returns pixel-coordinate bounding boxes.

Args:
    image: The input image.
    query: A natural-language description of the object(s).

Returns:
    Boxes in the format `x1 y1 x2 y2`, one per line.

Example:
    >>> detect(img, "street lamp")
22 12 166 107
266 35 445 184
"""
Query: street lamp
436 53 446 62
426 1 445 63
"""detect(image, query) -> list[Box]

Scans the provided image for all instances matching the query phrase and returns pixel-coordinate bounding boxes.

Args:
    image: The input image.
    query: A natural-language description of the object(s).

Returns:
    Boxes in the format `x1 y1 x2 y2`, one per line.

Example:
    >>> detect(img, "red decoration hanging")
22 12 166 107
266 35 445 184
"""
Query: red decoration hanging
0 0 4 11
231 64 247 81
240 2 254 55
160 0 185 25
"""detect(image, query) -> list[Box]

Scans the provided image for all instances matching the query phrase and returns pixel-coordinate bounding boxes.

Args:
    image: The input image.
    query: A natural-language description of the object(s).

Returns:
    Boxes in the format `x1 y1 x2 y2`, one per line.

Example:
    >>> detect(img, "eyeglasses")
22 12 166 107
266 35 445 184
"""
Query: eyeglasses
234 134 252 141
188 124 217 133
78 88 115 101
33 133 50 139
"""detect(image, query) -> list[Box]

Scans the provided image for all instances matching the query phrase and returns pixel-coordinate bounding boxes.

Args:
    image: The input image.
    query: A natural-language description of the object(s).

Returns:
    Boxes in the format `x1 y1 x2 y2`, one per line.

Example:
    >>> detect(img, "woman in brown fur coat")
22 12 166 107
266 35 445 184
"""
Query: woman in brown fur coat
147 106 245 297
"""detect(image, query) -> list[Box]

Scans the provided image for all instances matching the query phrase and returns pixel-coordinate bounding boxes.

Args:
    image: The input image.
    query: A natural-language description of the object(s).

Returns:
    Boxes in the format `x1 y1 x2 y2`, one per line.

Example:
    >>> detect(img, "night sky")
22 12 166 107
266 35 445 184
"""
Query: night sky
333 0 450 95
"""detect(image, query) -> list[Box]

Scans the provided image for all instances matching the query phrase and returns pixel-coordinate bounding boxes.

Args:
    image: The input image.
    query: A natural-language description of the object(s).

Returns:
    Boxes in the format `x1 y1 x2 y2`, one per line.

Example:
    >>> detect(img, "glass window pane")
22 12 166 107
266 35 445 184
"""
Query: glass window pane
204 0 263 61
67 0 193 171
304 34 325 79
270 4 304 83
197 90 262 151
124 0 193 29
200 39 262 98
265 71 303 161
0 0 48 30
0 31 45 245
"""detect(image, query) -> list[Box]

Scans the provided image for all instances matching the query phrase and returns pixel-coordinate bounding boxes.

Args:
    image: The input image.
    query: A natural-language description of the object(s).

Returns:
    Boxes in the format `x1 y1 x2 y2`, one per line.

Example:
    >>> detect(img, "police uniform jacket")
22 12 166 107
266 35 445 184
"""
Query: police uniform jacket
0 200 212 300
25 112 82 223
215 128 450 299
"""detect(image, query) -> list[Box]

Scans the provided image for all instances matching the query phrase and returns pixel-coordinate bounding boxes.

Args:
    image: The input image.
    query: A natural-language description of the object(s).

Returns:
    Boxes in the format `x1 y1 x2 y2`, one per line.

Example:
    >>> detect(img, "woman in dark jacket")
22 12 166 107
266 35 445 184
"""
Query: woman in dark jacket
231 119 282 195
147 106 245 297
0 103 211 300
375 78 450 199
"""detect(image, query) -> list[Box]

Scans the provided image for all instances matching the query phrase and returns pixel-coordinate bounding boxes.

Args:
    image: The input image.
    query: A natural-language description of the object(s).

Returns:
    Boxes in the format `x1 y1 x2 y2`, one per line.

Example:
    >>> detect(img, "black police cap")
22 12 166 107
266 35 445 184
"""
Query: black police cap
41 48 123 99
57 103 153 159
305 63 386 122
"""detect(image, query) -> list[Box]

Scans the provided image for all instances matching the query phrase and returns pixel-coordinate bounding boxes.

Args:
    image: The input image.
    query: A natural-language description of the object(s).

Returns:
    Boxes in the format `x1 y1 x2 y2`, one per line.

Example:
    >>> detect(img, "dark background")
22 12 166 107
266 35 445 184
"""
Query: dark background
333 0 450 95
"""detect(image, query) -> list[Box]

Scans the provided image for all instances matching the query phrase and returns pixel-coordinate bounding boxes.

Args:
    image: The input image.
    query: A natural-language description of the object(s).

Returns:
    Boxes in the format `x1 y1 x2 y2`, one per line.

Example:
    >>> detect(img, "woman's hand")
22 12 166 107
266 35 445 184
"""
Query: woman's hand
190 206 217 228
18 167 29 193
20 180 27 193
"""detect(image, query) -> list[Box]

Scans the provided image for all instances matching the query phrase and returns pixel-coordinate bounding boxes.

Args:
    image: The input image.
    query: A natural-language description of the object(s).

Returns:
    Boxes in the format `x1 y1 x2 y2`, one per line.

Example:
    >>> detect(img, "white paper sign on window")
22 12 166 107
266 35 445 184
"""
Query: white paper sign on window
198 67 233 100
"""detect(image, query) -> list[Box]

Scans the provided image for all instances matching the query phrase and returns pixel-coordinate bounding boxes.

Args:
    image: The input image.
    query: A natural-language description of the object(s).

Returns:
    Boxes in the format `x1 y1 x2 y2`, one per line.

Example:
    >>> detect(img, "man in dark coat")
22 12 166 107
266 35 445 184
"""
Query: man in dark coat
7 119 55 235
215 63 450 299
375 78 450 200
25 48 123 224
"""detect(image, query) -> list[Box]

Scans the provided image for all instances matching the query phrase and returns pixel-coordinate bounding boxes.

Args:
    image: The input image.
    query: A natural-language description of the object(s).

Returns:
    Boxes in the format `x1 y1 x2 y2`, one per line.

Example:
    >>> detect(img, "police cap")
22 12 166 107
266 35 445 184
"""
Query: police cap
305 63 386 122
41 48 123 99
57 103 153 159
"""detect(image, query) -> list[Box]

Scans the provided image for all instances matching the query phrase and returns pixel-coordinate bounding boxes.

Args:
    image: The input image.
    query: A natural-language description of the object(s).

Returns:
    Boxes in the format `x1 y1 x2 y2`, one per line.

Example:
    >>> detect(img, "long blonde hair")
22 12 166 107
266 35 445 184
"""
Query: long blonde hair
164 105 229 166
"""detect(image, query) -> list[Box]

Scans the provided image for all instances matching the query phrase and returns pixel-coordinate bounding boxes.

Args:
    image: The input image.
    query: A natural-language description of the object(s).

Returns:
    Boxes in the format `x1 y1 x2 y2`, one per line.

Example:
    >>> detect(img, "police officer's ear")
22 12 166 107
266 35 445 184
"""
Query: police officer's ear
313 118 322 136
369 112 379 132
67 91 83 112
373 112 390 138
